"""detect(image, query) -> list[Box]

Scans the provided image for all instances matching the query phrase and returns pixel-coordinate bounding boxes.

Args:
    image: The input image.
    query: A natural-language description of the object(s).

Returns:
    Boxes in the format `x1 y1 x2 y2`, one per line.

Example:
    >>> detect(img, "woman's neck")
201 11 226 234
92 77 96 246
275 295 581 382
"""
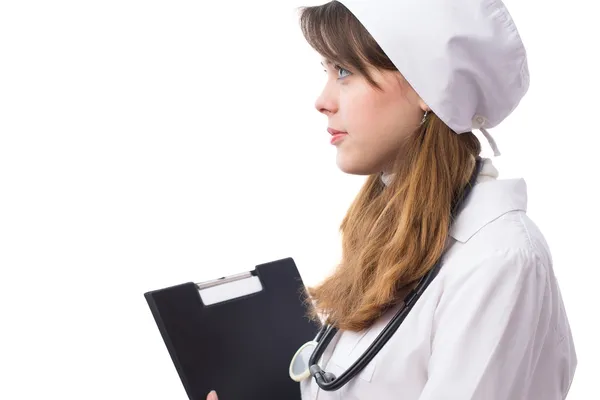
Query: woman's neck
380 158 498 187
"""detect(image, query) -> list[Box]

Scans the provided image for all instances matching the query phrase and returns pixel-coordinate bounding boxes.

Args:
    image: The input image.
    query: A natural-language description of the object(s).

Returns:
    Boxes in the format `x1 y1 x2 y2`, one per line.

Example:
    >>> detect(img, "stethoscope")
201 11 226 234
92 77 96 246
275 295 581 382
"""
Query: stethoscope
289 158 483 391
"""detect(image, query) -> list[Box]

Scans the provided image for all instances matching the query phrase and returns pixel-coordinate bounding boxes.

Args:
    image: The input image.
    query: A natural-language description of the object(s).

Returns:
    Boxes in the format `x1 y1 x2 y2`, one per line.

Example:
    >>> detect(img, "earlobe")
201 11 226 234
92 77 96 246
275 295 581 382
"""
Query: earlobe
418 98 431 113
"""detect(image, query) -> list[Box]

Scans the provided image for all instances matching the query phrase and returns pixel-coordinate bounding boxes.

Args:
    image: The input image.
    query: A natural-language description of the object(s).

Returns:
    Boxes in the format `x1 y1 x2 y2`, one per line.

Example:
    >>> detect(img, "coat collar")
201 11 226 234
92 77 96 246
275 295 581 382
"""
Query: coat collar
449 178 528 243
380 158 527 243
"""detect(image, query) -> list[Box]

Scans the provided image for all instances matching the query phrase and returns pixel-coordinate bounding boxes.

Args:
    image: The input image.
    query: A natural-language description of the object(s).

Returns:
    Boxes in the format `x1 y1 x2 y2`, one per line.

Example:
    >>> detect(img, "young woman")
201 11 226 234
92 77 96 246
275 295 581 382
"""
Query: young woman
208 0 577 399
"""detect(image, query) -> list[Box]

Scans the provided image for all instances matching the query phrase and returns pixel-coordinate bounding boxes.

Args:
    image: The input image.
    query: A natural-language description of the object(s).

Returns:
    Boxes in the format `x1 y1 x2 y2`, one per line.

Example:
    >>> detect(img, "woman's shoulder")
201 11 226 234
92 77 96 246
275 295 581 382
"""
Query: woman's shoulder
462 208 551 262
443 177 553 279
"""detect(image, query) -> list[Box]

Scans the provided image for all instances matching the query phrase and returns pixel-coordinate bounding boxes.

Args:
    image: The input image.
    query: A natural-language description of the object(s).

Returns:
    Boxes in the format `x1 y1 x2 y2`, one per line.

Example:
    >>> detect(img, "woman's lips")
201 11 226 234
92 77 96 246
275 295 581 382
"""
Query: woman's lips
328 128 348 145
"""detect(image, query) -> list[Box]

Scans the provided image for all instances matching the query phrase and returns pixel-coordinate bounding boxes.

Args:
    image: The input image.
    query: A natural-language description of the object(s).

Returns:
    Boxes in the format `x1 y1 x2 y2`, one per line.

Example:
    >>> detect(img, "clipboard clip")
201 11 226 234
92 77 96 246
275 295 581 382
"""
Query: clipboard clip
195 270 264 306
195 271 255 290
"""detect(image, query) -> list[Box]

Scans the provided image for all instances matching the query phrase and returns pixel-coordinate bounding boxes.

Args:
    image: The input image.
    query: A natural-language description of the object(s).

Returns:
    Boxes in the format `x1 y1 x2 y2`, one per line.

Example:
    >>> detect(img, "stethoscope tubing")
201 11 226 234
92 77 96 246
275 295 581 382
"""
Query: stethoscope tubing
304 158 483 391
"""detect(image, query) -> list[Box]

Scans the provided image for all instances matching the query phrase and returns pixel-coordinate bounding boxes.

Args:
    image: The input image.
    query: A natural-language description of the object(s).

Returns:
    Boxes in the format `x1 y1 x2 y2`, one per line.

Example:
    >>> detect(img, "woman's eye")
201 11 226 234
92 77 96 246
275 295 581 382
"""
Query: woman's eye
334 64 351 79
323 64 352 79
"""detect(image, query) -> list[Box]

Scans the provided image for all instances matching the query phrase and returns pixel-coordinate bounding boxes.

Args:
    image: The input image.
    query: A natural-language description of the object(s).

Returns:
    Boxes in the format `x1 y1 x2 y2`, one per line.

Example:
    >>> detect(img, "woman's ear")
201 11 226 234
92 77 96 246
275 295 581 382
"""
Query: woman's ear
418 98 431 113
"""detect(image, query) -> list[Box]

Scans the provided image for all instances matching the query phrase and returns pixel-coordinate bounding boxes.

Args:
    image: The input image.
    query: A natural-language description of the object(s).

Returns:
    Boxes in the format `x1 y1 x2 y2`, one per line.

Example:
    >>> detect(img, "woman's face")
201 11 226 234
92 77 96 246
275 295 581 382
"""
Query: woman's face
315 58 429 175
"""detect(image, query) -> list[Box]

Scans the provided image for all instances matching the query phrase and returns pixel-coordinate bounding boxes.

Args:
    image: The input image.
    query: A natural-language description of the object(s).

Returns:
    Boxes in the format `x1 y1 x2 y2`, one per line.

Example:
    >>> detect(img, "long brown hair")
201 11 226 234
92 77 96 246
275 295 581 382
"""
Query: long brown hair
298 1 482 332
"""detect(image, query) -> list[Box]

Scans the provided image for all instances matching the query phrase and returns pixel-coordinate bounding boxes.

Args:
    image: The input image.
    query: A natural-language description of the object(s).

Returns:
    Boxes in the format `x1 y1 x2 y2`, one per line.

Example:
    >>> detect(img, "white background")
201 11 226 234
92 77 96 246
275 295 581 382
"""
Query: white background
0 0 598 399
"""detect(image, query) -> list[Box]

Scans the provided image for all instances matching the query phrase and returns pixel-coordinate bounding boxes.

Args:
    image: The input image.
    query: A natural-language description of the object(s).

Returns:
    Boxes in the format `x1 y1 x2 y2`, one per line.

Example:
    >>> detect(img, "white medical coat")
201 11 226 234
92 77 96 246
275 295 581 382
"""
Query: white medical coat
300 166 577 399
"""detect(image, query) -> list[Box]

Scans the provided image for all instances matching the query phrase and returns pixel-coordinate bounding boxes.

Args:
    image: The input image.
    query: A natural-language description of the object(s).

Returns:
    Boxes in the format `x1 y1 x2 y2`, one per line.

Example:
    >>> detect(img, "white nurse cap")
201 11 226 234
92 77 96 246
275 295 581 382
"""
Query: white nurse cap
337 0 530 156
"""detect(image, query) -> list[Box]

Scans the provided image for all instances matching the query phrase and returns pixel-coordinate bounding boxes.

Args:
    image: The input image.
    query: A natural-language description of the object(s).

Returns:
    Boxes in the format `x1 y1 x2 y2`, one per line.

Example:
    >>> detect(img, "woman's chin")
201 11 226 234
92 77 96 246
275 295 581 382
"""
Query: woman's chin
336 154 378 177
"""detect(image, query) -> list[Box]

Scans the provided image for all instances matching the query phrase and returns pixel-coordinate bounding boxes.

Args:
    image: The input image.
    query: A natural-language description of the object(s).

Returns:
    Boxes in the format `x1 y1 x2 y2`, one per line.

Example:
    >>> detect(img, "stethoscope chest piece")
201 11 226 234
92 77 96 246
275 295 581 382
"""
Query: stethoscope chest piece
289 340 318 382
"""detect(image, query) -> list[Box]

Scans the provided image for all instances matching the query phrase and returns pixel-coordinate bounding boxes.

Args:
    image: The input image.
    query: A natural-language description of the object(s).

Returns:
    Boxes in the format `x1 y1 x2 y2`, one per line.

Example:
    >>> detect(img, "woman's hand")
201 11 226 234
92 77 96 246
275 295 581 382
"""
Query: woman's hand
206 390 218 400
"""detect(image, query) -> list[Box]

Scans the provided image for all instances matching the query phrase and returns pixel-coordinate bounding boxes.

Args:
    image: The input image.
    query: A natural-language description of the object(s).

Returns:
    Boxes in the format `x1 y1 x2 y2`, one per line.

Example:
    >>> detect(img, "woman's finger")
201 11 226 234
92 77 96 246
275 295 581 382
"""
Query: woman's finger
207 390 218 400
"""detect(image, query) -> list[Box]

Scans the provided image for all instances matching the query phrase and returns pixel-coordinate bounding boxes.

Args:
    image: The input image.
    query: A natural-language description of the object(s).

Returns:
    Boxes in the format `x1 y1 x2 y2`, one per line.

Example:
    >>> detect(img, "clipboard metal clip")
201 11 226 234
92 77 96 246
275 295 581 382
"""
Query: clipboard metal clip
195 271 255 290
194 270 263 306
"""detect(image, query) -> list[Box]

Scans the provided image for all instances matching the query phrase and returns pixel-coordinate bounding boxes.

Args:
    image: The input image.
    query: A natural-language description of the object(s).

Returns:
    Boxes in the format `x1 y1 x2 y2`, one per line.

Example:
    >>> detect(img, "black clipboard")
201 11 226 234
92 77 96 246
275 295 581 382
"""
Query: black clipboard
144 257 321 400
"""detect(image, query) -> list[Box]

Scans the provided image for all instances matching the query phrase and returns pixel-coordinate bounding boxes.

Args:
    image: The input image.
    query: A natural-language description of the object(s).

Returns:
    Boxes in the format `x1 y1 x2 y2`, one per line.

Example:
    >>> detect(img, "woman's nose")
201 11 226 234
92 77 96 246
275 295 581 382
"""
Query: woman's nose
314 85 338 116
